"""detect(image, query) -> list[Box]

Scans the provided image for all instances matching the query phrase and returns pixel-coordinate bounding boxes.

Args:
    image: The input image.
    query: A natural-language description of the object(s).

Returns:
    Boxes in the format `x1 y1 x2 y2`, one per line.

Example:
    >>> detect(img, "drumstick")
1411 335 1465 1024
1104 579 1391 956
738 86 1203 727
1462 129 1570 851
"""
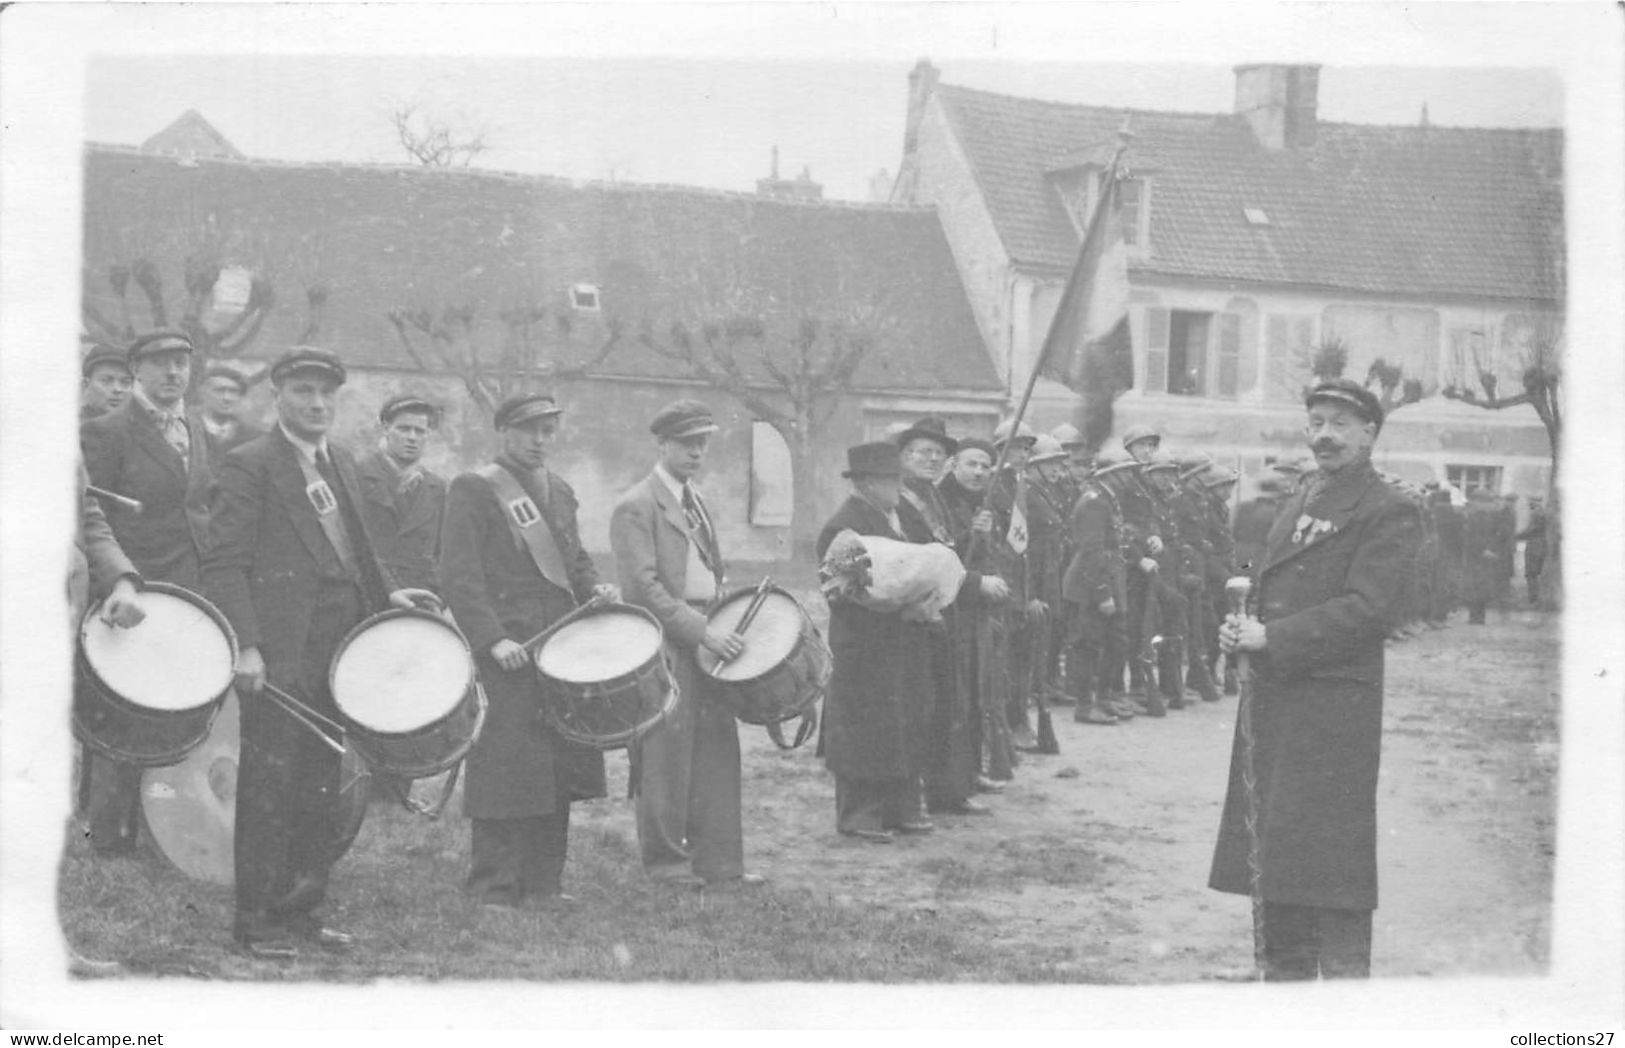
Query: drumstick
86 484 143 514
718 577 774 665
261 683 347 755
519 591 613 653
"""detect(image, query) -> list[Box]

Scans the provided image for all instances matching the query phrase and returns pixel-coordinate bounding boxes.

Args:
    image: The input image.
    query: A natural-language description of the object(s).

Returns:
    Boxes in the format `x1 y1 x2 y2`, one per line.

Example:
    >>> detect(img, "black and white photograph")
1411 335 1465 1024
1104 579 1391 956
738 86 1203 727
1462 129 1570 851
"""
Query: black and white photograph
1 1 1620 1035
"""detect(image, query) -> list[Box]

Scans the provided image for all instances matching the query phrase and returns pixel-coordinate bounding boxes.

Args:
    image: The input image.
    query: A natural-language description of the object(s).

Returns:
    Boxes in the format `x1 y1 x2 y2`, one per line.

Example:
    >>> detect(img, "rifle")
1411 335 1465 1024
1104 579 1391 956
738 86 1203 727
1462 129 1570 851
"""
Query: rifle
1028 599 1060 754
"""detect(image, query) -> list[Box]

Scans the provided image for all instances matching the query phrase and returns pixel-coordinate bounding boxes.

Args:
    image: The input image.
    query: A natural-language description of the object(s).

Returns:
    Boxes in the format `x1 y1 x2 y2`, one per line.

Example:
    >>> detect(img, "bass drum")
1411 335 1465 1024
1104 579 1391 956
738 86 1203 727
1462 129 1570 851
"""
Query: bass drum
139 689 371 886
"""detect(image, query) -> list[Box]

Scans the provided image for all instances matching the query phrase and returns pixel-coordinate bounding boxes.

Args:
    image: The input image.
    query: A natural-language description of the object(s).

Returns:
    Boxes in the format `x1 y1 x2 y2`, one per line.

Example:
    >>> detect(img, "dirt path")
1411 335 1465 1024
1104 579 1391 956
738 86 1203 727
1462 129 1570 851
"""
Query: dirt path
677 607 1559 983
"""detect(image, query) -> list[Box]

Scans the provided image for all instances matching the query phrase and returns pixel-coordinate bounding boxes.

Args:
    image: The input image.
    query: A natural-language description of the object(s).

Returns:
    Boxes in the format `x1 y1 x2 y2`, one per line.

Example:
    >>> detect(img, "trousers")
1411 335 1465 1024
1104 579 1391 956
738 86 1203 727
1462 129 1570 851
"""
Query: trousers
233 583 360 942
466 809 571 903
835 775 917 834
634 643 743 882
1261 902 1373 980
85 753 143 853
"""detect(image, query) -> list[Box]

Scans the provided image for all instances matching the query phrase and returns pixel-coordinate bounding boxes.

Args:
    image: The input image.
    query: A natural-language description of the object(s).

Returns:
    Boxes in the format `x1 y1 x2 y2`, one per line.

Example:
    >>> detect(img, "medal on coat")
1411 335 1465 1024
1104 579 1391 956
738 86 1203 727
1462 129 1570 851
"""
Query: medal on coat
306 479 338 516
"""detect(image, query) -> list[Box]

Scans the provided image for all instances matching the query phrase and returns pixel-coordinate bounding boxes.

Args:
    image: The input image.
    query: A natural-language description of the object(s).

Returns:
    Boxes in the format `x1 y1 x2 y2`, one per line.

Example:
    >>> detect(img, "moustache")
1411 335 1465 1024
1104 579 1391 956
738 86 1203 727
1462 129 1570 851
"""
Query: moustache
1312 440 1343 454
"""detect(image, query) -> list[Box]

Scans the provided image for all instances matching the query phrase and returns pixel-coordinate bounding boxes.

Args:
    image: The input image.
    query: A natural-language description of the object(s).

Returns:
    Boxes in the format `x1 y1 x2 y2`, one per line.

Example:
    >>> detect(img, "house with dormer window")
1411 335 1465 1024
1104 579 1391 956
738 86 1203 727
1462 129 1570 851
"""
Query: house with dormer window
892 61 1563 497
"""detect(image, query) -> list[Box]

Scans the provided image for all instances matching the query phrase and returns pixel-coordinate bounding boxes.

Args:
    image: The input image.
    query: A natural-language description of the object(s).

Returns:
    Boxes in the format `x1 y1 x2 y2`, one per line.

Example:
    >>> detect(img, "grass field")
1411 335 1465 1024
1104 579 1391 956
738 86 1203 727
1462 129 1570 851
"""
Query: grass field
58 605 1560 986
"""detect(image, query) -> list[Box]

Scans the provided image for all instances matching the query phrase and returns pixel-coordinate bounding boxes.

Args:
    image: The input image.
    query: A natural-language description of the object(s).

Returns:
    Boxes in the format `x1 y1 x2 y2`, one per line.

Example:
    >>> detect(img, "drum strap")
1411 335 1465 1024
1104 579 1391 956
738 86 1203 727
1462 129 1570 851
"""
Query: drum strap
477 464 573 595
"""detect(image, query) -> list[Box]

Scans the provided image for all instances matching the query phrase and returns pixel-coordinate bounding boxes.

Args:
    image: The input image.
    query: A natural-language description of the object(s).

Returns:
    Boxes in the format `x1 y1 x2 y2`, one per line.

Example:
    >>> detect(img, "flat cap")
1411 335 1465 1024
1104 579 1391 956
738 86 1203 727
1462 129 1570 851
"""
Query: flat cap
82 343 131 377
202 362 250 391
650 399 719 441
494 391 562 430
127 328 194 362
380 392 441 425
1306 378 1384 428
270 346 347 387
842 441 903 478
894 416 958 456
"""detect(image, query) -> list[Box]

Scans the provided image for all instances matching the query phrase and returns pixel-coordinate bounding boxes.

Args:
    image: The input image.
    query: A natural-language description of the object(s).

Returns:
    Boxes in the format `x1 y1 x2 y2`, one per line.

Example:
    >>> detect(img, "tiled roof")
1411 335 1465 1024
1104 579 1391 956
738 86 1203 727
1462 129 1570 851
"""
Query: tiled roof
934 83 1563 303
81 147 1001 393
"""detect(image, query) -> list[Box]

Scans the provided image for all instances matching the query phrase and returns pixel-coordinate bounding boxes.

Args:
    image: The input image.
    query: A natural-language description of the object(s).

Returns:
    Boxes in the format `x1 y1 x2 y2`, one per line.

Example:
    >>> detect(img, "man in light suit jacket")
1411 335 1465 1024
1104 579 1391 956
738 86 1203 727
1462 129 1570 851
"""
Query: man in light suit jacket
80 329 215 853
609 399 760 889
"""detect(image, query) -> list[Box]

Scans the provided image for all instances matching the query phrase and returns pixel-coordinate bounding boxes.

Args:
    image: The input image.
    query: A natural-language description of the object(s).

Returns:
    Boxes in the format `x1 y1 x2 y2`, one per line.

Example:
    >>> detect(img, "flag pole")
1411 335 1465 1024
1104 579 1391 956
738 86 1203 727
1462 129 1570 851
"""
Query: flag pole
974 123 1133 519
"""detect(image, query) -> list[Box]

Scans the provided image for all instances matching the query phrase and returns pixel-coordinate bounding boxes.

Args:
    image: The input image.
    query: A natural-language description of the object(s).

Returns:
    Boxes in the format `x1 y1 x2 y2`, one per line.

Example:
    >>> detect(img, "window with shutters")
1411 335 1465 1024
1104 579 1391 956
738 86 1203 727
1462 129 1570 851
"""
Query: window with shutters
1144 308 1215 396
1118 178 1147 248
1446 464 1502 497
1265 313 1317 403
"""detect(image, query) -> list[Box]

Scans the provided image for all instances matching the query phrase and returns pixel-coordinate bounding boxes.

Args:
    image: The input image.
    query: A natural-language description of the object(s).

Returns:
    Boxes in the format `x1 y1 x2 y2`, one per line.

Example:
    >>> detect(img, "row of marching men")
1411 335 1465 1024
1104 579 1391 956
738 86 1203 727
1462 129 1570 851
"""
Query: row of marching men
810 414 1245 846
75 330 768 962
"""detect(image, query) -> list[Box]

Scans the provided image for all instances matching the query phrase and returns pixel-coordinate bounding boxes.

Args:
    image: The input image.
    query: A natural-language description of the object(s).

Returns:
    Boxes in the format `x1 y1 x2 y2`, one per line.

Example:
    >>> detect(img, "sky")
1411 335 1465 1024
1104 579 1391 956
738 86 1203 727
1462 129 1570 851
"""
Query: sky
85 54 1563 202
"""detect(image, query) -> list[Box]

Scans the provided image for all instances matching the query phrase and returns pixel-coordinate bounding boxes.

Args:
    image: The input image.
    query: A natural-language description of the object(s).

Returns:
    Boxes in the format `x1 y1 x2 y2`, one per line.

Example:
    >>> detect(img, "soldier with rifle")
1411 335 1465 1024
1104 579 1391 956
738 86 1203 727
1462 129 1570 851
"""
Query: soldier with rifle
1169 454 1223 704
1138 452 1193 712
1062 448 1136 724
1116 425 1169 716
1200 466 1243 695
988 419 1045 754
1026 434 1073 720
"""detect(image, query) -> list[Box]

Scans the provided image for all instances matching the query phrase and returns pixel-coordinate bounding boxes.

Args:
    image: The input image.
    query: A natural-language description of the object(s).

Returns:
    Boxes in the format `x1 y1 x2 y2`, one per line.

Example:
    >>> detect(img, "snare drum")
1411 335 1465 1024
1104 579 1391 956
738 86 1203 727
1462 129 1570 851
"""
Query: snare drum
330 608 486 780
697 585 830 747
75 582 236 766
141 689 372 887
534 603 677 750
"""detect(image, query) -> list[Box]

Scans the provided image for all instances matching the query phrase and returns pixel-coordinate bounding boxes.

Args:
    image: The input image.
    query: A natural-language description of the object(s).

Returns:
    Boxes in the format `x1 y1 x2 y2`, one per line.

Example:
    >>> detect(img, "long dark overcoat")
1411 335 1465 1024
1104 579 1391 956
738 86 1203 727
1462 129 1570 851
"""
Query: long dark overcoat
1209 459 1420 911
439 458 606 819
356 450 448 593
815 495 933 783
1460 501 1509 604
81 398 214 587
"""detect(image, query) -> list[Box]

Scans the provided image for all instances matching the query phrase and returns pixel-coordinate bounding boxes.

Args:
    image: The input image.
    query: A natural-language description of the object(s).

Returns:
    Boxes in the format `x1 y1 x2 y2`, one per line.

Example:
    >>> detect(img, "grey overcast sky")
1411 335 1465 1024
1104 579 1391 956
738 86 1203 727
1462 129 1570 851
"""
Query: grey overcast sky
86 54 1562 202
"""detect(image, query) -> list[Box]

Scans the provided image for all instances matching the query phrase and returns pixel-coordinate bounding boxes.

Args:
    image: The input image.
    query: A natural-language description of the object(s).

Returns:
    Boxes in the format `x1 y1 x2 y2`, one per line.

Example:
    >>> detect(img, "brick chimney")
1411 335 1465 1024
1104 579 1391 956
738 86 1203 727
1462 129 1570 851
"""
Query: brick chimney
1234 64 1320 149
903 59 941 159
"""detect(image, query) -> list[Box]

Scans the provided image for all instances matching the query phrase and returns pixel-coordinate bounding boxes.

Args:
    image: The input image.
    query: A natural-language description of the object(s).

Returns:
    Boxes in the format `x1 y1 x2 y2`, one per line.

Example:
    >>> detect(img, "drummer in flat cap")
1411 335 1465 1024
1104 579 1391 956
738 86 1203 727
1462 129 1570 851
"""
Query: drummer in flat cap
357 394 448 596
80 329 216 854
79 341 133 421
816 442 938 841
197 362 265 458
1210 377 1421 980
612 399 762 888
202 346 433 959
440 392 618 908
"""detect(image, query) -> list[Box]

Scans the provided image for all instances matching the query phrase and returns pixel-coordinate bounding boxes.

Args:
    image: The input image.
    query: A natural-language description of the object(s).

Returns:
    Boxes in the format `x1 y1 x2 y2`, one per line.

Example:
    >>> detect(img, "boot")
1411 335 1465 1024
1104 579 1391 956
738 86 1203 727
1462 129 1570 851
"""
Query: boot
1136 692 1167 718
1108 693 1137 720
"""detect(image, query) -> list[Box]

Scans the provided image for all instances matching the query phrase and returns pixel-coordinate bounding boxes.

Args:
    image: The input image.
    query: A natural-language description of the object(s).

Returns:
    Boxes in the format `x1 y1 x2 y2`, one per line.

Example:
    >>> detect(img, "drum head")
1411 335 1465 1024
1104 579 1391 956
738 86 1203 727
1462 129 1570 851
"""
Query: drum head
140 689 241 886
537 610 662 684
332 612 472 734
702 591 802 682
81 589 234 713
141 690 372 886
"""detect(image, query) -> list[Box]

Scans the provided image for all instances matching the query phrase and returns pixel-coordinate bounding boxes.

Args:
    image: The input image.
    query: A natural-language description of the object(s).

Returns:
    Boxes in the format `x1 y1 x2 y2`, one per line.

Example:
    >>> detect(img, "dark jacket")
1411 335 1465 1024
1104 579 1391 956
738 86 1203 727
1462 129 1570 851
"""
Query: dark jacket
816 495 931 781
440 459 605 818
356 450 447 594
81 397 213 587
70 461 139 623
201 426 395 683
1062 480 1126 609
1209 459 1421 911
202 416 266 460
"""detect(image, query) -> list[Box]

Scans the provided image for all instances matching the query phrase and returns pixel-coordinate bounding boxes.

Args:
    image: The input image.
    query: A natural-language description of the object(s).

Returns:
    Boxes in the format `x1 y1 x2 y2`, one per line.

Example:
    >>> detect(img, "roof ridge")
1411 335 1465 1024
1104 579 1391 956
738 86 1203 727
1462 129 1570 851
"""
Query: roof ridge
937 81 1562 136
935 81 1225 124
81 141 935 212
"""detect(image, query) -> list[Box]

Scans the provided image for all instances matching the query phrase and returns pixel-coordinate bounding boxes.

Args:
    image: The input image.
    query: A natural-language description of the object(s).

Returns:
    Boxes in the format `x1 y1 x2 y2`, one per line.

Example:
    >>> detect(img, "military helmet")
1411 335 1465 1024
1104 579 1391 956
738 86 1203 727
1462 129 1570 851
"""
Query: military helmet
1050 422 1085 449
1121 423 1161 452
991 418 1037 447
1141 451 1180 474
1176 452 1214 481
1027 433 1068 465
1090 446 1138 479
1201 466 1240 489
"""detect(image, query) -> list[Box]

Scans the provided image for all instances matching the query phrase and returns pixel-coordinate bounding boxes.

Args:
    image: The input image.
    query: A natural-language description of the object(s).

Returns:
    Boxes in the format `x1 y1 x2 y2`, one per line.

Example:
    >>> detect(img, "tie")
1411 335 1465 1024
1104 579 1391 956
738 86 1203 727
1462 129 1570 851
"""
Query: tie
159 412 190 467
682 485 719 574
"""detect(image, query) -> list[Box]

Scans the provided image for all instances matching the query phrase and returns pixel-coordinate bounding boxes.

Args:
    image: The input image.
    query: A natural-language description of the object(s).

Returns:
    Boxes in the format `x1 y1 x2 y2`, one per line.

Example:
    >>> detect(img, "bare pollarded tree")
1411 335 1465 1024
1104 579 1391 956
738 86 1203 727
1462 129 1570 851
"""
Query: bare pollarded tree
389 103 490 168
